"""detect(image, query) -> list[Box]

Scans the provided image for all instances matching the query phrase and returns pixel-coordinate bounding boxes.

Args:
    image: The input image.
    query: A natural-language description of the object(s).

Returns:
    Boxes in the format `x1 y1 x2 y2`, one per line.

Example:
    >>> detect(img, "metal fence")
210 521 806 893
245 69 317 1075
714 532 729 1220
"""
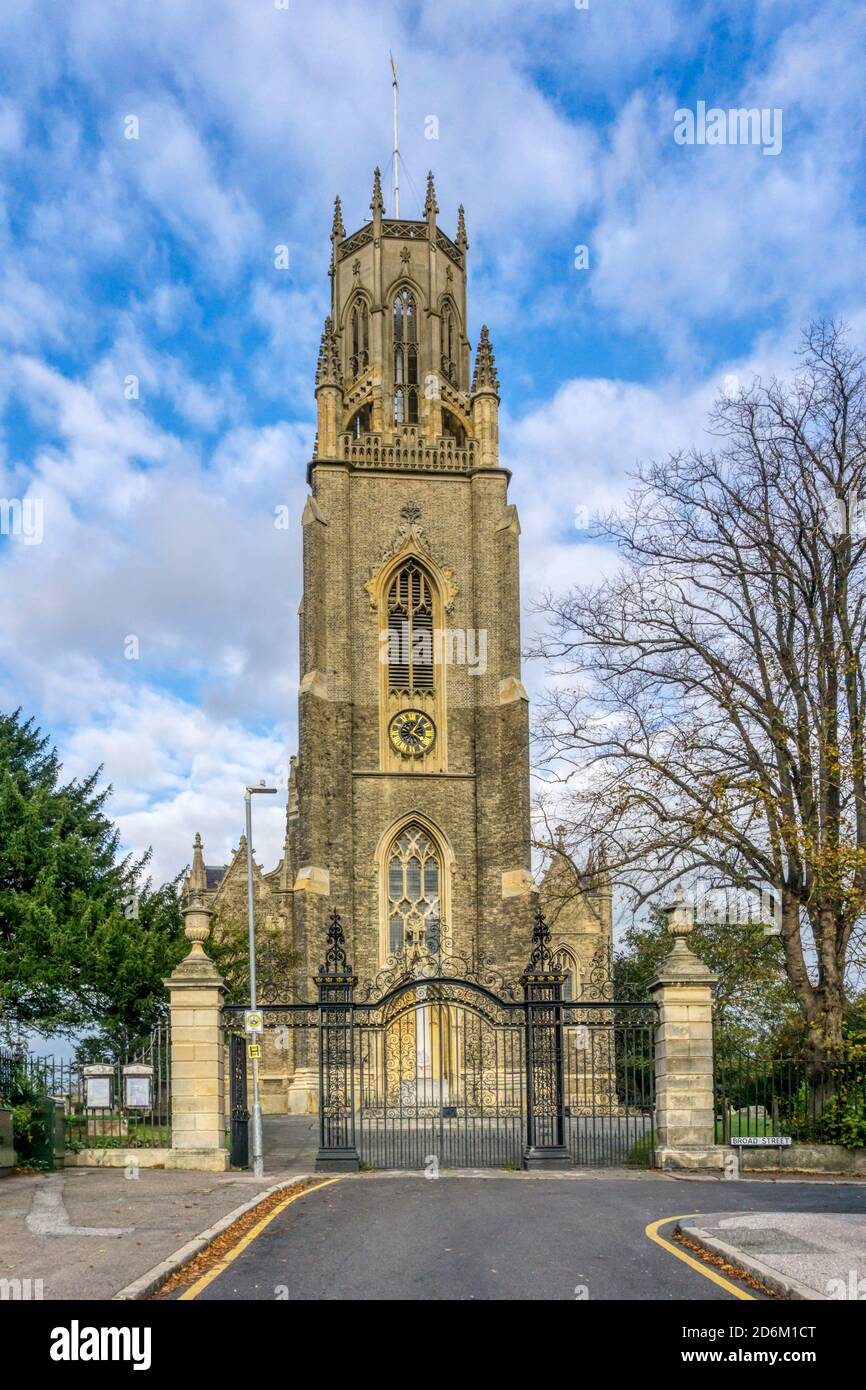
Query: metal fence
353 989 528 1171
0 1047 26 1097
0 1025 172 1150
714 1030 866 1148
563 1003 656 1167
223 913 659 1172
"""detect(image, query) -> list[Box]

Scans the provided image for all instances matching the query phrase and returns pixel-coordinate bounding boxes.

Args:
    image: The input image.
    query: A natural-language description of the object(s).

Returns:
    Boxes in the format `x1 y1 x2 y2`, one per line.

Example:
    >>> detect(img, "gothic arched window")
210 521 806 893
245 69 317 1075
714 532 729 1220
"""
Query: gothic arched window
393 288 419 425
349 301 369 379
387 825 441 956
348 404 371 438
386 558 434 694
553 947 579 1001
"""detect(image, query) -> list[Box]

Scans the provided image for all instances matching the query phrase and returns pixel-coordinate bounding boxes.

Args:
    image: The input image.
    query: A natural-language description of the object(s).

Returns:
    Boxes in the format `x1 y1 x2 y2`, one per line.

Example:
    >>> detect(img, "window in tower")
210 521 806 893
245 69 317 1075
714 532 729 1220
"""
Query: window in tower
349 301 369 379
386 825 441 956
348 404 372 438
393 288 419 425
386 558 435 695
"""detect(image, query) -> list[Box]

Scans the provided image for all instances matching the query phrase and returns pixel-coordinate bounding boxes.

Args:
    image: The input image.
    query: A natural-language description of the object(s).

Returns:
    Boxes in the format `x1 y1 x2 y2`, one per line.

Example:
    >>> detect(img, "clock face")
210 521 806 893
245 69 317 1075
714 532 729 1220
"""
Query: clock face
389 709 436 758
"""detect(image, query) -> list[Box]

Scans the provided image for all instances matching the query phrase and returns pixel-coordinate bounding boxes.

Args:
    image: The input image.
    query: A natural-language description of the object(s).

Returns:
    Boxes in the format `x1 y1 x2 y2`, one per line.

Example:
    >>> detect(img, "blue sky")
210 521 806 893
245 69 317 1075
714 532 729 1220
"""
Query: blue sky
1 0 865 885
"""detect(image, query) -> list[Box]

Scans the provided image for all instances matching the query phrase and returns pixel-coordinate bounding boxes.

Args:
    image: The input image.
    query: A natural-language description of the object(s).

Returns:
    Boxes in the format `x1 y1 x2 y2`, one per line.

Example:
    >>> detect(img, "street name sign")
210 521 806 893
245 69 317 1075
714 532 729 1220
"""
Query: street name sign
730 1136 792 1147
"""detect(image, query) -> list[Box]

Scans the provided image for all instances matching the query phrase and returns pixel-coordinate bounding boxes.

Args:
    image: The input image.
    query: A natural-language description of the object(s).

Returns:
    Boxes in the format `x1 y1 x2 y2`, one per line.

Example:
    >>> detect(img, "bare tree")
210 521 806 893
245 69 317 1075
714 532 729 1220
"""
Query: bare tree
532 324 866 1067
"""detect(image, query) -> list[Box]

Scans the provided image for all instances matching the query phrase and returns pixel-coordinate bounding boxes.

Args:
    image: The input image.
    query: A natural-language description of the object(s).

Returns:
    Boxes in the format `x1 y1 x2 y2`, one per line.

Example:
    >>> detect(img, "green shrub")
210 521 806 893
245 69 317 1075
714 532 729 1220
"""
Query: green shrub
840 1097 866 1149
782 1078 866 1149
0 1068 47 1156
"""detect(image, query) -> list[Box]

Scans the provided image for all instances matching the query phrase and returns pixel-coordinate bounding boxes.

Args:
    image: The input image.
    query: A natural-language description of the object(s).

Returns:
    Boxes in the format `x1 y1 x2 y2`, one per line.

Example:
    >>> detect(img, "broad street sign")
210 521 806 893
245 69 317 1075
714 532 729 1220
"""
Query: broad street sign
244 1009 263 1035
730 1136 792 1147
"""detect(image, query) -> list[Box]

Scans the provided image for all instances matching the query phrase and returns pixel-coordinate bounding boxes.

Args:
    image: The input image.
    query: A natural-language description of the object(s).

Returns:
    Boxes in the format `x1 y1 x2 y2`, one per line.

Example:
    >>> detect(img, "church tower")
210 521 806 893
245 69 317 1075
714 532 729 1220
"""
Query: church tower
289 169 536 1001
182 171 615 1115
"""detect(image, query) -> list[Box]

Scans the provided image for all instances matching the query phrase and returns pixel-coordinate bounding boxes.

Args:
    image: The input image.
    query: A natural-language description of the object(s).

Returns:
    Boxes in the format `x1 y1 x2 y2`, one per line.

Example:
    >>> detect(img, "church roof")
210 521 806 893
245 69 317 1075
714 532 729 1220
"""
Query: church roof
538 839 611 937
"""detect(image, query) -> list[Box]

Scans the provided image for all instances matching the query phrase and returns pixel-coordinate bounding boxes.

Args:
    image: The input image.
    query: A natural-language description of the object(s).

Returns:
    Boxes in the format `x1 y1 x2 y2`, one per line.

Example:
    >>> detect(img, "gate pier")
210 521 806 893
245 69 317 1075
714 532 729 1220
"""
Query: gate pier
165 889 229 1172
650 887 718 1163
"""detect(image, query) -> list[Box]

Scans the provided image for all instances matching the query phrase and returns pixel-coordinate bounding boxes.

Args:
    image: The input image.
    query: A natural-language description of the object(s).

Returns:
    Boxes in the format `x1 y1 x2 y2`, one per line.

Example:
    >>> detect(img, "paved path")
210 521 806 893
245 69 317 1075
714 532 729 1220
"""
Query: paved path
680 1211 866 1300
183 1172 866 1302
4 1161 864 1301
0 1167 301 1301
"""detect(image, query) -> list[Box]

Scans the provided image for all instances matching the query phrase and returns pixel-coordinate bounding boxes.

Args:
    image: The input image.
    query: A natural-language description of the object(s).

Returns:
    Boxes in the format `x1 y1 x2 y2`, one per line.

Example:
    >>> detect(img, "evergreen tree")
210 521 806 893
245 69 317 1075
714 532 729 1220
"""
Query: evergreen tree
0 708 185 1047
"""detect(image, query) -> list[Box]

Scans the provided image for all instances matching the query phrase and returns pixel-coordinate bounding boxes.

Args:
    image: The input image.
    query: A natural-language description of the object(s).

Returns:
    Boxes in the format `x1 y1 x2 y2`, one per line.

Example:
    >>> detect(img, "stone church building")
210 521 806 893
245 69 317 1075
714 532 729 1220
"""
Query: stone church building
183 170 612 1112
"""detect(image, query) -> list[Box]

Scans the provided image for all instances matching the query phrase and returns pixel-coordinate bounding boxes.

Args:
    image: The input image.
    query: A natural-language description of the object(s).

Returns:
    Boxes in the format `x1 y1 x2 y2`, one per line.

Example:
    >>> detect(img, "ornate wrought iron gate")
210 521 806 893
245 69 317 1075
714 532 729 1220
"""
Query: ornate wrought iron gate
224 909 656 1172
354 981 526 1170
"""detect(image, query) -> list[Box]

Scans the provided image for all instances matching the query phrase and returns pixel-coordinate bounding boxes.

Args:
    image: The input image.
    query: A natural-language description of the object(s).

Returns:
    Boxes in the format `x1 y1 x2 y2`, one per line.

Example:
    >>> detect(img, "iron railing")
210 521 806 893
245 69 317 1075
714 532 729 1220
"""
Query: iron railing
219 913 660 1174
0 1025 172 1150
353 992 527 1171
714 1028 866 1148
0 1047 26 1097
563 1003 656 1167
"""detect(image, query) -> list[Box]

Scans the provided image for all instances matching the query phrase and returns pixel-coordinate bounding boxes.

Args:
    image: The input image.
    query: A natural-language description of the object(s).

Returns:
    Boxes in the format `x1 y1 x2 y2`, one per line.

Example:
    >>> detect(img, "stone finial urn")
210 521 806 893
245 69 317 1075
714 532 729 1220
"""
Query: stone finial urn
656 883 715 983
662 883 694 939
183 889 214 957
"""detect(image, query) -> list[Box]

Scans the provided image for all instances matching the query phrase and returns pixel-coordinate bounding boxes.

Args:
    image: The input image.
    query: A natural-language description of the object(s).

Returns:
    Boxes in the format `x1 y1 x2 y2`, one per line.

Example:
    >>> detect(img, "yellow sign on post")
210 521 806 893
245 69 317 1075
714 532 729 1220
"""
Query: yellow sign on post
248 1043 261 1060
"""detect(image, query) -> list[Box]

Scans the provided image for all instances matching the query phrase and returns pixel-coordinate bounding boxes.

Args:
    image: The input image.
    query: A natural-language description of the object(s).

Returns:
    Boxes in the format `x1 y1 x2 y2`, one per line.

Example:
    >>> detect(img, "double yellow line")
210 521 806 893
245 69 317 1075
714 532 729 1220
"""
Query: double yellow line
179 1178 340 1301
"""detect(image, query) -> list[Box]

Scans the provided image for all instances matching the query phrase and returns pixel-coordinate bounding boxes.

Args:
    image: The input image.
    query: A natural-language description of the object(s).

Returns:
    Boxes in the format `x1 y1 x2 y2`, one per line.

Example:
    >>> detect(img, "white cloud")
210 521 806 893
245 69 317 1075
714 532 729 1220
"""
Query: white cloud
587 11 866 355
0 99 23 156
112 98 261 277
508 373 712 605
0 268 67 350
509 331 809 696
57 682 290 885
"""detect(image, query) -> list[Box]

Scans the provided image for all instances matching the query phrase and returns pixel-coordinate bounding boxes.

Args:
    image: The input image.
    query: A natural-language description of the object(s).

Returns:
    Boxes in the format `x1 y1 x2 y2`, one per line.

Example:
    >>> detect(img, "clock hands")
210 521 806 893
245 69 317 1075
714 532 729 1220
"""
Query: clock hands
401 715 426 746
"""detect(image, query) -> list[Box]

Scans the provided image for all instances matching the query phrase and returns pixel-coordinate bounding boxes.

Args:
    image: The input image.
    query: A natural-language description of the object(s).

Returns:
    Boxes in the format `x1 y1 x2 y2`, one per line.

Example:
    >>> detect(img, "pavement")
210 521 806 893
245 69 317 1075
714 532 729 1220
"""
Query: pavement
678 1211 866 1301
0 1165 306 1301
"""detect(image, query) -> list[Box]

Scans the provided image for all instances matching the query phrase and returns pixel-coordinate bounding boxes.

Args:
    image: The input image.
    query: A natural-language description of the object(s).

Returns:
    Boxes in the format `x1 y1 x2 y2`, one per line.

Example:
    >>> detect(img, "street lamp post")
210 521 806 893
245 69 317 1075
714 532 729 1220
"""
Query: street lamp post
245 781 277 1178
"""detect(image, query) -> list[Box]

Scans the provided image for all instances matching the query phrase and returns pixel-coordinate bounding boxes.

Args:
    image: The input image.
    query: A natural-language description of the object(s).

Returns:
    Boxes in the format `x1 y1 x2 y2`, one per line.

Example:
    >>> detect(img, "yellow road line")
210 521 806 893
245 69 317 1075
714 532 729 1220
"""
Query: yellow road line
645 1215 755 1301
179 1178 340 1301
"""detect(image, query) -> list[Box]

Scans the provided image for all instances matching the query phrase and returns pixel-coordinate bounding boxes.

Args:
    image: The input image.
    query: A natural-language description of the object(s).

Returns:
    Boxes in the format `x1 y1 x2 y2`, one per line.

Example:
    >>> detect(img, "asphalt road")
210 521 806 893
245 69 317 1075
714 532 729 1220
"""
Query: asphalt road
184 1173 866 1301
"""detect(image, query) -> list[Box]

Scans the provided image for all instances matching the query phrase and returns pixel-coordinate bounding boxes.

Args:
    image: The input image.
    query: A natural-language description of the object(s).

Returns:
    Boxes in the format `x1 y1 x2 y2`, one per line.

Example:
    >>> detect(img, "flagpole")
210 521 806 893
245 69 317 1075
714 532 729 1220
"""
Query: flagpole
391 52 400 217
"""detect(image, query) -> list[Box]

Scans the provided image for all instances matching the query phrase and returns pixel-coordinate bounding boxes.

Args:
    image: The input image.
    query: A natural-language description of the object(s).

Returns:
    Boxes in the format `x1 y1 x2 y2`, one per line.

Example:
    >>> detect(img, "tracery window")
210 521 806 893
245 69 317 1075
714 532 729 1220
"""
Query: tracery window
387 825 441 956
393 288 419 425
386 558 434 694
349 301 369 379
